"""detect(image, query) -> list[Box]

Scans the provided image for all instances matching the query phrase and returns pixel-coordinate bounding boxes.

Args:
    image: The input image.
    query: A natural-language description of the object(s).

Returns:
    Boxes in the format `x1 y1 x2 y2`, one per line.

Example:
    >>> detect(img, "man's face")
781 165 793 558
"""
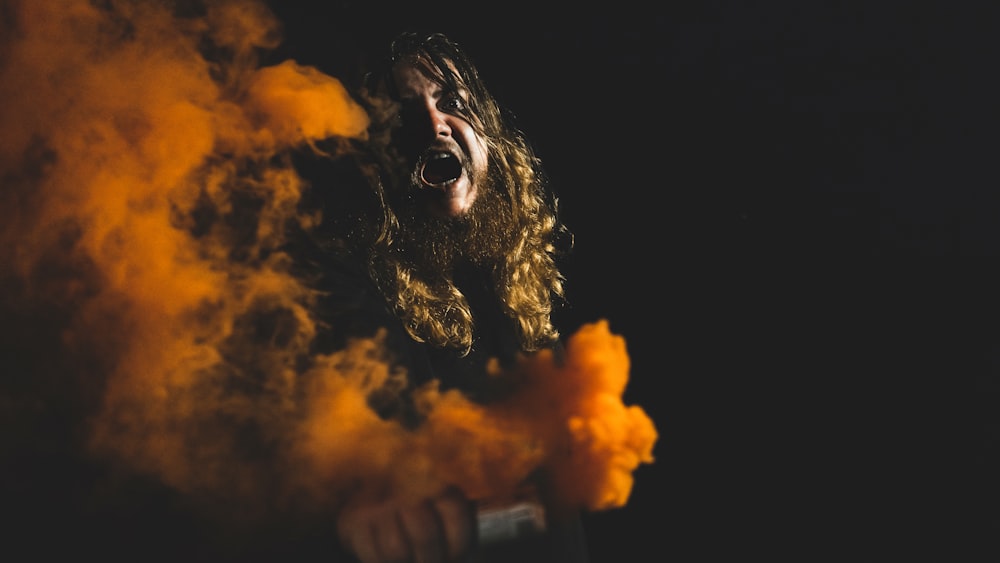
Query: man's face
389 57 490 219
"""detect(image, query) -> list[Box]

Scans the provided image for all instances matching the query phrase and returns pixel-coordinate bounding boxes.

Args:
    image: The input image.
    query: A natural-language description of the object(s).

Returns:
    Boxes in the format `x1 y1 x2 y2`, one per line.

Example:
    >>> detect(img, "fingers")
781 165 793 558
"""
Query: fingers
354 524 384 563
337 487 476 563
433 486 476 560
396 500 445 562
337 507 382 563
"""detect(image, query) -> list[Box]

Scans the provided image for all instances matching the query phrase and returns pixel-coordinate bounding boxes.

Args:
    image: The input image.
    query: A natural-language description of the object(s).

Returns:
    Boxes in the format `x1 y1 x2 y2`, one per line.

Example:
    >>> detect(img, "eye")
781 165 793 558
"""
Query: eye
395 101 419 126
439 93 466 114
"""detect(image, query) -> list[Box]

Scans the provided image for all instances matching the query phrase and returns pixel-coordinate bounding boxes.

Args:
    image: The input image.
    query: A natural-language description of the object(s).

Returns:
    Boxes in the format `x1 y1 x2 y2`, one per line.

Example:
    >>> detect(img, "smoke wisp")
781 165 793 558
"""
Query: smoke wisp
0 0 657 537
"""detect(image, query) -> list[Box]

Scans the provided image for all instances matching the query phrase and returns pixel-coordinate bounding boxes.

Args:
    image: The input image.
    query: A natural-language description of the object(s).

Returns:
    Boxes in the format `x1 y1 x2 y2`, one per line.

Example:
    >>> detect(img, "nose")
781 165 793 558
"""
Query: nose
398 99 452 151
427 104 451 138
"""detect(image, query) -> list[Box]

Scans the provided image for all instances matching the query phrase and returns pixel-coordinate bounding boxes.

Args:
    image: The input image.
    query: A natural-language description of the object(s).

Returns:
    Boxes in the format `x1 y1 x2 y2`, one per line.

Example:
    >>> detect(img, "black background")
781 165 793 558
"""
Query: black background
263 1 998 559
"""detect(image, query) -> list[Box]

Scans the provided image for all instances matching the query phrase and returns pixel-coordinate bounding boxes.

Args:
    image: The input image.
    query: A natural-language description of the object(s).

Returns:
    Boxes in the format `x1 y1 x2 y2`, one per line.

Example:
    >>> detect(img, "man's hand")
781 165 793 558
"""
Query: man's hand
337 486 476 562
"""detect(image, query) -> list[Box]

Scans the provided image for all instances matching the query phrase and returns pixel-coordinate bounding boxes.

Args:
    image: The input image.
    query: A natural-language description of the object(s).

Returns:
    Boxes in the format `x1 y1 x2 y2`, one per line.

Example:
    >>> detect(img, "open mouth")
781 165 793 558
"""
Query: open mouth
420 152 462 186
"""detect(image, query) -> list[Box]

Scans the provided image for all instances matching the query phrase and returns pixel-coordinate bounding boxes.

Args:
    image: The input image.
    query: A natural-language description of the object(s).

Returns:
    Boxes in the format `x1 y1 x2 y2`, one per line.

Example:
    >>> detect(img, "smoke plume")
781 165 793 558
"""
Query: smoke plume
0 0 657 530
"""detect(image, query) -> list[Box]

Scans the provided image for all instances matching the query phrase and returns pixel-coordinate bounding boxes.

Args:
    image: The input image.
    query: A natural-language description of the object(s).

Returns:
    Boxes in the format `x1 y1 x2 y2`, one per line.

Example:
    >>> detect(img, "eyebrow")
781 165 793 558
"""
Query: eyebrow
397 77 470 105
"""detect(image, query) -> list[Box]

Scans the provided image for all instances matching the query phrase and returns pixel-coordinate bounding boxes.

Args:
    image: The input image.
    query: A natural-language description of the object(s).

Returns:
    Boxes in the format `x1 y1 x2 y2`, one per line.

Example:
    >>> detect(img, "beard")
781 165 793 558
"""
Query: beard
393 169 516 279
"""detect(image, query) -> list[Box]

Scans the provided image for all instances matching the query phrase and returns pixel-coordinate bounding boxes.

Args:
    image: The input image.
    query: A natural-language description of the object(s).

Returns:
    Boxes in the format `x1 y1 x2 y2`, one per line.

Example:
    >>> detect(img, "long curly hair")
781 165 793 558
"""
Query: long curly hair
354 32 571 356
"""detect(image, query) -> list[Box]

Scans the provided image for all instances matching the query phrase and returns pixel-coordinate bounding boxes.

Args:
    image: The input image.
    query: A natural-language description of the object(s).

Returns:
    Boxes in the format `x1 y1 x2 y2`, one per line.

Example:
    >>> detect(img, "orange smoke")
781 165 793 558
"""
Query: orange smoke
295 320 657 512
0 0 657 522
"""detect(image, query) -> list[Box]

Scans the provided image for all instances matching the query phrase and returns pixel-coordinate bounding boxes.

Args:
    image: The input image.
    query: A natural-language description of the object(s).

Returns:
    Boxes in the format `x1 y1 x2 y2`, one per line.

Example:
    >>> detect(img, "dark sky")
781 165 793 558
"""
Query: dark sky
274 1 1000 563
269 1 997 558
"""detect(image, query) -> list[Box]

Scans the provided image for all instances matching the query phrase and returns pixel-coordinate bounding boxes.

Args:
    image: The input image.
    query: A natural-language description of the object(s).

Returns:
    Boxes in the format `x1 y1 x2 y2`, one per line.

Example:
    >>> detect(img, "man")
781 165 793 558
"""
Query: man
301 31 589 562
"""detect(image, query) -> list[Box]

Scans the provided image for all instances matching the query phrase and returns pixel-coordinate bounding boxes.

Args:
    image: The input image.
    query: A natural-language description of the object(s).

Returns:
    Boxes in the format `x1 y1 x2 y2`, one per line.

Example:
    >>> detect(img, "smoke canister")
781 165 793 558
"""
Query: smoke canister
475 489 547 546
